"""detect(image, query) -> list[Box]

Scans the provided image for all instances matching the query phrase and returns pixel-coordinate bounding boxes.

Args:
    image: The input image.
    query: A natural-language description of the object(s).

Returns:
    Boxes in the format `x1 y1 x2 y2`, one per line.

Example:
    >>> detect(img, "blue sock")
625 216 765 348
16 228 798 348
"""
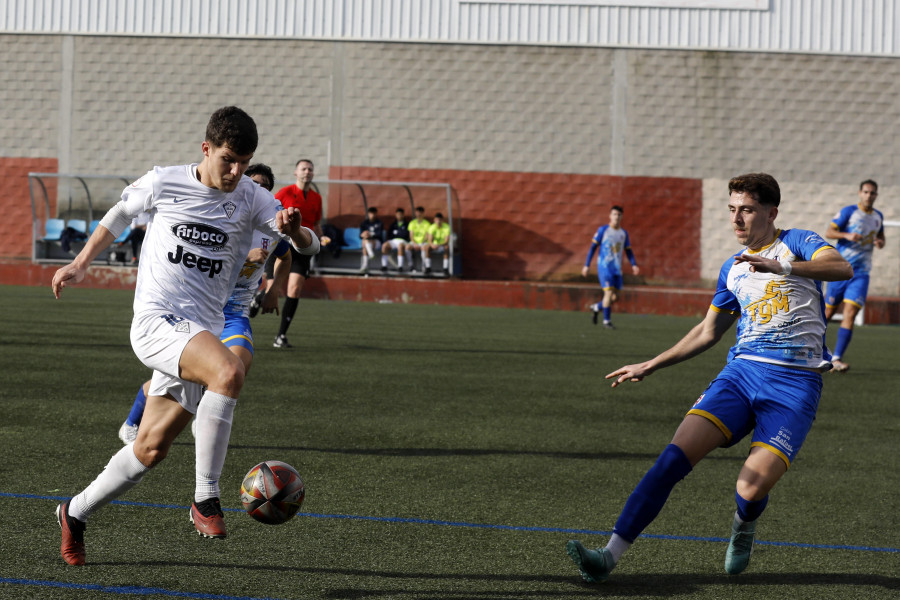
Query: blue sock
833 327 853 359
603 306 612 322
735 490 768 522
125 386 147 427
613 444 693 542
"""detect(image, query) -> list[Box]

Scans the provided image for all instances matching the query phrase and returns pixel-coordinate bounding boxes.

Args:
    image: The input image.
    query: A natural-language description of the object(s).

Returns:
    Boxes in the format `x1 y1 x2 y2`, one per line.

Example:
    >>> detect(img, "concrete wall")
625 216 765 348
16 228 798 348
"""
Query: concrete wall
2 34 897 294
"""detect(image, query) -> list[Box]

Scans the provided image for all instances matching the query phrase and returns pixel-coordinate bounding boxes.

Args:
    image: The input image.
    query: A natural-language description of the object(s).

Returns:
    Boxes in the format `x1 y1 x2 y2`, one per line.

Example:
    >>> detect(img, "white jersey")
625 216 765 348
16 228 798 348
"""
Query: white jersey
116 164 289 334
224 231 291 318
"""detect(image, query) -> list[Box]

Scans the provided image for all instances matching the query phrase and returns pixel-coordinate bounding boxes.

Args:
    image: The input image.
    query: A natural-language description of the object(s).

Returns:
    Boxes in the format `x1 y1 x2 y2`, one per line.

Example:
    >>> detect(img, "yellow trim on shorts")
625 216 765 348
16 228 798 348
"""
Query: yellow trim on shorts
221 334 253 348
601 285 620 292
750 441 791 470
843 298 864 309
686 409 732 442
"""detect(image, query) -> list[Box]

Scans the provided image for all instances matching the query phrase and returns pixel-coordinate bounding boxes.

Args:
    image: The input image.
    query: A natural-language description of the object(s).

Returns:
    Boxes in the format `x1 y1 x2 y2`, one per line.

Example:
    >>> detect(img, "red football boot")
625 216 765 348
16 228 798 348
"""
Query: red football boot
56 501 86 566
189 498 227 538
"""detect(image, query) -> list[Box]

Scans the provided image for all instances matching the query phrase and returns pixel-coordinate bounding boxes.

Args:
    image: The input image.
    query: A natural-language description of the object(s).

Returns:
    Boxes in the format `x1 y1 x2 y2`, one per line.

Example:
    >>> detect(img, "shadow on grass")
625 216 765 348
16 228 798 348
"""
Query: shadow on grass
566 572 900 596
81 561 900 598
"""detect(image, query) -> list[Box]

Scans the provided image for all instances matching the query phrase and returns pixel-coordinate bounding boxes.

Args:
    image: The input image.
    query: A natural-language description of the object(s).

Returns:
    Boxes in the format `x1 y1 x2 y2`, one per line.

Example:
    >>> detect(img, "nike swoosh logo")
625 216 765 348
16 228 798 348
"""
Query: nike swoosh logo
173 198 185 203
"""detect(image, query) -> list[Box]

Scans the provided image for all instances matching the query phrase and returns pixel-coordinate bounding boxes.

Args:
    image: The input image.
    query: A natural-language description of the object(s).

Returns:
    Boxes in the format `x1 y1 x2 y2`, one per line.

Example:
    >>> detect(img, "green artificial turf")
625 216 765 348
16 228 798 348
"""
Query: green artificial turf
0 284 896 599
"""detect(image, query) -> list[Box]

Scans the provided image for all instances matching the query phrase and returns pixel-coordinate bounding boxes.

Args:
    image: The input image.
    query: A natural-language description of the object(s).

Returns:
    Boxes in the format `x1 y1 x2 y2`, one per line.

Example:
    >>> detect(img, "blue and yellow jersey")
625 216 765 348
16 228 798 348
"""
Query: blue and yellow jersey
829 204 884 275
225 231 291 317
584 225 635 276
711 229 835 370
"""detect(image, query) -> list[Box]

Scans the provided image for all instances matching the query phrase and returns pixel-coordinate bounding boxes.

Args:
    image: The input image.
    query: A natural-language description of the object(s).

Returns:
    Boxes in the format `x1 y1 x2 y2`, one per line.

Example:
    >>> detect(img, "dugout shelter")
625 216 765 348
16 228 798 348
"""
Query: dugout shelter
28 172 462 275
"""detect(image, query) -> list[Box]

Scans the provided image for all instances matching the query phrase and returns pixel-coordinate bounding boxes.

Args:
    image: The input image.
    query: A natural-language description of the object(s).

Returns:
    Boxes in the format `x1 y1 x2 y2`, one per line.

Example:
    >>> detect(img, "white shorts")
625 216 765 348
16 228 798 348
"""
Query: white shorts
384 238 407 251
130 309 208 413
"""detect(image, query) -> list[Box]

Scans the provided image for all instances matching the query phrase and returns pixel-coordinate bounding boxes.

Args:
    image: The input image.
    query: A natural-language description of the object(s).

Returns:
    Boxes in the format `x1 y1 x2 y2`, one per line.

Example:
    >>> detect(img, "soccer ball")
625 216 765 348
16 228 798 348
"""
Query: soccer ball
240 460 305 525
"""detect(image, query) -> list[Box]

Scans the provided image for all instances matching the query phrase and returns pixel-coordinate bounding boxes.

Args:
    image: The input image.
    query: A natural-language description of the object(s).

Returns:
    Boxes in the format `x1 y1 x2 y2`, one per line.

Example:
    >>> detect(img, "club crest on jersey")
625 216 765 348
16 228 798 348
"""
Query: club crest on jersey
223 201 236 218
175 321 191 334
172 222 229 251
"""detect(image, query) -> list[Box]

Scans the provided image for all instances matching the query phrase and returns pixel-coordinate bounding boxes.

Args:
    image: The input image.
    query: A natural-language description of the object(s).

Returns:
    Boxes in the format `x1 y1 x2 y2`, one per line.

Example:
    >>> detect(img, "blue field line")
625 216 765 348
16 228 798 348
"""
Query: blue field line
0 577 283 599
5 491 898 554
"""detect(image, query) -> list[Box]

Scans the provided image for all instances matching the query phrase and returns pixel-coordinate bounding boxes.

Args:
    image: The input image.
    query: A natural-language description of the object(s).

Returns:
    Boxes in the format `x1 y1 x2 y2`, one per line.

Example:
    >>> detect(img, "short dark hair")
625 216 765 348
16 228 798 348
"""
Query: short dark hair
415 206 425 213
245 163 275 191
367 206 378 214
296 158 314 168
728 172 781 207
205 106 258 155
860 179 878 191
395 207 405 214
611 205 624 213
434 212 444 219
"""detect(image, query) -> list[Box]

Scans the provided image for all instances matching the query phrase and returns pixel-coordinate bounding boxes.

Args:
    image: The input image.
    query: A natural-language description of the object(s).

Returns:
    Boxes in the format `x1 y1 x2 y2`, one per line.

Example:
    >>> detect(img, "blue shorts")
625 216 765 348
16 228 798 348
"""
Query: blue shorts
686 359 822 469
220 313 254 354
598 271 623 291
825 274 870 309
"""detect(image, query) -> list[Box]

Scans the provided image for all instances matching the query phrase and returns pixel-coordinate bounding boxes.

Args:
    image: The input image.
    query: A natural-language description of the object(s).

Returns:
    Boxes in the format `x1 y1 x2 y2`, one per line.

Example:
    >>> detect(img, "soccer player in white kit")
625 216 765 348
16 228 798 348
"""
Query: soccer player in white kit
117 164 292 445
51 107 319 566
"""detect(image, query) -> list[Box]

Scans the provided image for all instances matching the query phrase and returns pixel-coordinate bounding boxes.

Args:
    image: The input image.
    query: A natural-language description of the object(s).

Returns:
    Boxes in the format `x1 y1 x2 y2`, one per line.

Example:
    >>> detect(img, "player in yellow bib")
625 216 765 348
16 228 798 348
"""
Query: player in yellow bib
423 212 452 275
407 206 431 274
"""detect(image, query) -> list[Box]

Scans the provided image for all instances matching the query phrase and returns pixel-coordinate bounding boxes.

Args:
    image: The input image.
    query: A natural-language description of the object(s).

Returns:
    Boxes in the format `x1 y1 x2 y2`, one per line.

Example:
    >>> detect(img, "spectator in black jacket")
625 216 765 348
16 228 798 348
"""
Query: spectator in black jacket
359 207 384 272
381 207 411 273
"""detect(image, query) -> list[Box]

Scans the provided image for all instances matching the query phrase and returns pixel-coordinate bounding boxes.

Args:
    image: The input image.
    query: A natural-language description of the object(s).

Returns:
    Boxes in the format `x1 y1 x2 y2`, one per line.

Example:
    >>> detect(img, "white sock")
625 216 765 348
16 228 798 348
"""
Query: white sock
424 257 432 269
194 391 237 503
381 254 389 267
605 533 632 563
70 444 150 522
442 257 449 269
398 255 405 269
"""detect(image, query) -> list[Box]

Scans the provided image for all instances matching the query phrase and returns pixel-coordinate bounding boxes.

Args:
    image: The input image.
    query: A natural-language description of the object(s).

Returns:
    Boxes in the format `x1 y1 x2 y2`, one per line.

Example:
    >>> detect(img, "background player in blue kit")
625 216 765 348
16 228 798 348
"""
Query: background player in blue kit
822 179 885 373
581 205 639 329
118 164 292 444
567 173 852 582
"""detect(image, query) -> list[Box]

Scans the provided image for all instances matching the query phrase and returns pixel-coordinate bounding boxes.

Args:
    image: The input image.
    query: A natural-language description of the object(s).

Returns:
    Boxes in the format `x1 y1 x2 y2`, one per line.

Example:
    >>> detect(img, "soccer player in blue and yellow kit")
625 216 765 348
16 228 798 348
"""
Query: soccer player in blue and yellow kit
822 179 885 372
582 205 639 329
567 173 852 582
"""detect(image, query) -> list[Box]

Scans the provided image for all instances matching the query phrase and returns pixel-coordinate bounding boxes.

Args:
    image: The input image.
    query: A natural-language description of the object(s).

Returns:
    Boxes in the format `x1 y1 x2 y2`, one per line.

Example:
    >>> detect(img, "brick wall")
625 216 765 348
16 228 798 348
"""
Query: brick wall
332 166 703 284
0 157 58 259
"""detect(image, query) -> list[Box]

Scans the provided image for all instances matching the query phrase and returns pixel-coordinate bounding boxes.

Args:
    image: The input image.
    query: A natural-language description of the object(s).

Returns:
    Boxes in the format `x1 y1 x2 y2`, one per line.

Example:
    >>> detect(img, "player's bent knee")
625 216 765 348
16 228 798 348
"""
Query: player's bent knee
206 355 245 396
134 442 169 468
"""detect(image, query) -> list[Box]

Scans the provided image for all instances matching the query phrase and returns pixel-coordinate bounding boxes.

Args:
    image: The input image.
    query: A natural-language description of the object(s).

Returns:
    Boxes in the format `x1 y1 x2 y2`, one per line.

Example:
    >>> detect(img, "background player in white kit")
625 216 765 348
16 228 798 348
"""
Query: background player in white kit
51 107 319 566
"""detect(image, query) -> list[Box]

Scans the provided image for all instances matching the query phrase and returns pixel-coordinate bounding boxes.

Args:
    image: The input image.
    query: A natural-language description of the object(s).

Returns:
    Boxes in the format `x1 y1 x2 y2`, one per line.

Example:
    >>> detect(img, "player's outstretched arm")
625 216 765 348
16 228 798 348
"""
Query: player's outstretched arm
277 207 318 254
606 307 737 388
51 226 116 299
734 247 851 281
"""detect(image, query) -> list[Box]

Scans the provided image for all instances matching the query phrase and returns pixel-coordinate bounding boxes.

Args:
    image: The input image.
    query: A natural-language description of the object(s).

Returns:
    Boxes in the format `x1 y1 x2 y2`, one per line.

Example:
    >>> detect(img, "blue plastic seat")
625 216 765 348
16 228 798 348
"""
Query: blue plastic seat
43 218 65 240
343 227 363 250
67 219 88 234
89 219 102 234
